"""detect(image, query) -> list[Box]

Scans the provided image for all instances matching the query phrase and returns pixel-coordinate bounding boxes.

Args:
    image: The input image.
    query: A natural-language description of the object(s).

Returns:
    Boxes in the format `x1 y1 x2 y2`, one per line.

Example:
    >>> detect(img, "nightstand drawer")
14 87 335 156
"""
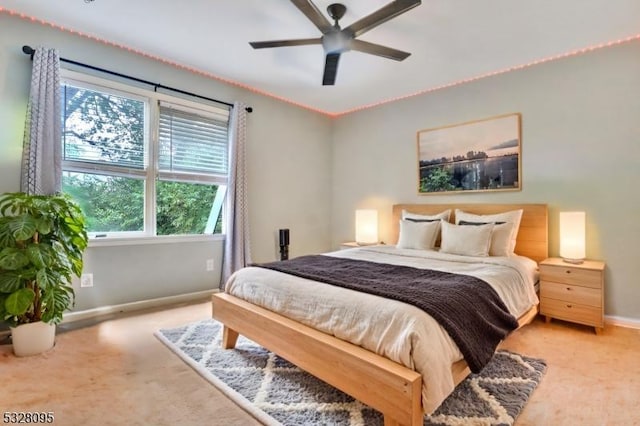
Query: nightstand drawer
539 265 602 289
540 281 601 307
540 297 603 327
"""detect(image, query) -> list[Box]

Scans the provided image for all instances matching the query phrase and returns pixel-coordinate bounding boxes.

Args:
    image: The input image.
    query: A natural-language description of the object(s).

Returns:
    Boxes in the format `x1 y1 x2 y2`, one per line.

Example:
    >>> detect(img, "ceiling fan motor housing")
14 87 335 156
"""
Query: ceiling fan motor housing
327 3 347 22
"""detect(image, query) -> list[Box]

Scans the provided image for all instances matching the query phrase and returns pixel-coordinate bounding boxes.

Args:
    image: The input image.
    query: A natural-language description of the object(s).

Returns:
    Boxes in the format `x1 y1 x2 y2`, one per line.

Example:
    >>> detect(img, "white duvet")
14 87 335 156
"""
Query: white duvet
224 245 539 414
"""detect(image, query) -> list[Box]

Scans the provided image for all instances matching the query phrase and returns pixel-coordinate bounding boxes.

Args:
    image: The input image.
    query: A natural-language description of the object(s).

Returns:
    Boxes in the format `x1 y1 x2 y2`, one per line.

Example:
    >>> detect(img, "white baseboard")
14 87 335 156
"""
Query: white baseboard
605 315 640 330
4 296 637 339
62 289 219 324
0 289 218 340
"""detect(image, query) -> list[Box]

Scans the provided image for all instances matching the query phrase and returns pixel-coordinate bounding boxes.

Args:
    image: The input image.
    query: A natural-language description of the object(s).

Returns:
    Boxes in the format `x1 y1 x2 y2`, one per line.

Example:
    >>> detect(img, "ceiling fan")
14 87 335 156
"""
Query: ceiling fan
249 0 421 86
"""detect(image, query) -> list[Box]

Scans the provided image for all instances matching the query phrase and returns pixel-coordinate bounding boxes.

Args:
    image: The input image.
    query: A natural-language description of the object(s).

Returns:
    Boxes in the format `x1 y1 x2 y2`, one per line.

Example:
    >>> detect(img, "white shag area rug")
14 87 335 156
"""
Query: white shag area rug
155 319 546 426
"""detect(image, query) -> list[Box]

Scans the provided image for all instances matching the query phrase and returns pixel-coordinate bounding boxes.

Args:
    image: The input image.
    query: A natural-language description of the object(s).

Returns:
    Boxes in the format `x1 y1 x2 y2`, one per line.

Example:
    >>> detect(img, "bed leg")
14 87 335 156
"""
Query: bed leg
222 325 239 349
383 416 400 426
383 411 422 426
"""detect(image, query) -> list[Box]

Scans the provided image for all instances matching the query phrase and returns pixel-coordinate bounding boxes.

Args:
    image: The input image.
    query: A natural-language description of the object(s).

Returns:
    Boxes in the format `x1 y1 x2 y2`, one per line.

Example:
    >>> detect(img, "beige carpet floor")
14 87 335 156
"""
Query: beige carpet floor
2 300 640 426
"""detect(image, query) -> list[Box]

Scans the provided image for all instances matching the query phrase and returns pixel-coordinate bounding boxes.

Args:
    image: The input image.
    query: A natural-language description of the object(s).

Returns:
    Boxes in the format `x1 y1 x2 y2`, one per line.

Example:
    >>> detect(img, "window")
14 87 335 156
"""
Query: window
60 71 229 239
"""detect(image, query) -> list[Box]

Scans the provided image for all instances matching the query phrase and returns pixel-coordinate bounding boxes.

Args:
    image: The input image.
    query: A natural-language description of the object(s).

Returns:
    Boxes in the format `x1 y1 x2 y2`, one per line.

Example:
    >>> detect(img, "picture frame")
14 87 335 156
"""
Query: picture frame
417 113 522 194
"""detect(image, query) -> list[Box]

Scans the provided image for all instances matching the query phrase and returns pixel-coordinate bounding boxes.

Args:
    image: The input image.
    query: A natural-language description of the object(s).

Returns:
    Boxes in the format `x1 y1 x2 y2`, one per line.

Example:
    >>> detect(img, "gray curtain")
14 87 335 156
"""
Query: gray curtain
221 102 251 288
21 47 62 195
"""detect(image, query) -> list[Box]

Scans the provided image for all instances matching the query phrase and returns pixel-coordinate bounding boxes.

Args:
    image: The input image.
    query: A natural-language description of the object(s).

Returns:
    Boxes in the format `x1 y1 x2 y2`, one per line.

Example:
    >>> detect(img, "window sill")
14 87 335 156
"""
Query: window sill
88 233 225 248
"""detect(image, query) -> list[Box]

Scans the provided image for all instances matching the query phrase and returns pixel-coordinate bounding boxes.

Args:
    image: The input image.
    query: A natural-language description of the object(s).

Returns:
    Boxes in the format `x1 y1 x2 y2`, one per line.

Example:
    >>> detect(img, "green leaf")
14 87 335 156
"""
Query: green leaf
35 217 53 235
5 288 35 316
0 247 30 270
0 217 16 247
41 284 74 324
36 268 62 290
9 214 38 241
26 243 51 269
0 271 26 292
0 293 7 318
0 192 22 216
70 258 84 277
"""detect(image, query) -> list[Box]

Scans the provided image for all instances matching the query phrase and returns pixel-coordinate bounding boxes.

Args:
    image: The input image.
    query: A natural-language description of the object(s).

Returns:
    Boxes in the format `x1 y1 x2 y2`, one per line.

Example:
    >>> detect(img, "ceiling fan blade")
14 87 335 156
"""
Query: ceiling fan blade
249 38 321 49
350 39 411 61
291 0 334 34
322 53 341 86
344 0 421 38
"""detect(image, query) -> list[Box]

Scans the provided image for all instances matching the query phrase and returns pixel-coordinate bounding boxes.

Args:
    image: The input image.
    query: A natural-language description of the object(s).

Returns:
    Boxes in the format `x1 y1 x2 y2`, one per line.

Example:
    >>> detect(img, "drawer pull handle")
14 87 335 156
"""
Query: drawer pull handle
566 304 573 308
566 287 572 291
565 270 571 274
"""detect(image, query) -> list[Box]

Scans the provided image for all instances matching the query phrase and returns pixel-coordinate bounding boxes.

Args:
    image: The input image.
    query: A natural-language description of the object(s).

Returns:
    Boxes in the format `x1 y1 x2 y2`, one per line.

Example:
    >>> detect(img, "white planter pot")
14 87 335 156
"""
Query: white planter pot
10 321 56 357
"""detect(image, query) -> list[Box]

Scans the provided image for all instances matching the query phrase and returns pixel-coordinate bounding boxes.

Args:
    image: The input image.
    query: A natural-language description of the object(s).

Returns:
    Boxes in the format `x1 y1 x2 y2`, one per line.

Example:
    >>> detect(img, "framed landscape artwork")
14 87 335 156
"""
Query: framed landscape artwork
417 113 522 194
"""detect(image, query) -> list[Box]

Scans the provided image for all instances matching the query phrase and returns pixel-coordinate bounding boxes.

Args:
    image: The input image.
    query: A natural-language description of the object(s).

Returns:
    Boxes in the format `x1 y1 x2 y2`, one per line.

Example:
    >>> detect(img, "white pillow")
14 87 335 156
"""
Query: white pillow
402 209 451 222
458 221 515 257
455 209 523 254
396 219 441 250
440 221 494 257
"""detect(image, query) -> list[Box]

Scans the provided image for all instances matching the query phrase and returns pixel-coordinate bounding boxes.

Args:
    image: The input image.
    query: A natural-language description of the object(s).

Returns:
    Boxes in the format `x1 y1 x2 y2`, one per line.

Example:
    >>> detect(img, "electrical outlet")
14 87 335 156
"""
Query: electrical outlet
80 273 93 288
206 259 214 271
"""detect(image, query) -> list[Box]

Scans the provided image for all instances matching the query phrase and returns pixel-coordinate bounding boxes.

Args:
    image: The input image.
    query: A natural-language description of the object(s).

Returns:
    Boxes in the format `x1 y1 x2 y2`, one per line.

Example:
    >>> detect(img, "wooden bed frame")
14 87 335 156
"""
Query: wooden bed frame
212 203 548 426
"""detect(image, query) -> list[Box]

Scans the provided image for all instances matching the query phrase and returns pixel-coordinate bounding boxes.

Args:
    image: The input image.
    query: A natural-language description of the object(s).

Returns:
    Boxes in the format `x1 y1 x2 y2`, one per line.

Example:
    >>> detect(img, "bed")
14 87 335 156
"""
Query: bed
212 203 548 426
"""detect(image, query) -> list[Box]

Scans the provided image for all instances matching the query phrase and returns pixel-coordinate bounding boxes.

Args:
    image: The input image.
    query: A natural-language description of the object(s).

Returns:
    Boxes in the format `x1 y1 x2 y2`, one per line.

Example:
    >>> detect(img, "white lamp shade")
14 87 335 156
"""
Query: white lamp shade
355 209 378 245
559 211 586 262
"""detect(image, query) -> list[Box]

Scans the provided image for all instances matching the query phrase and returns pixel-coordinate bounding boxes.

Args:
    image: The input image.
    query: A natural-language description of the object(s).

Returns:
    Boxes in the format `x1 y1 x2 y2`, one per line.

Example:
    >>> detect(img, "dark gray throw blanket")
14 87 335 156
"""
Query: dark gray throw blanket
254 255 519 373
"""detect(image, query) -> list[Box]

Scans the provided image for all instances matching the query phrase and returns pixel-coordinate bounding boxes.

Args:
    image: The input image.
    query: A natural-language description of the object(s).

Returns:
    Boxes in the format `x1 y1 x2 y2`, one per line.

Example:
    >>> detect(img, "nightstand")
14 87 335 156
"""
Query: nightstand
539 257 605 334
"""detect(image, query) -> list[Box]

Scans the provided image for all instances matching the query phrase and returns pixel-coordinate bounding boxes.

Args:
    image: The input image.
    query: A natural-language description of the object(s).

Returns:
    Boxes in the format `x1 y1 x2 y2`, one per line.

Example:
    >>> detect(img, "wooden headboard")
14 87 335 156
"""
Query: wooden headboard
391 203 548 263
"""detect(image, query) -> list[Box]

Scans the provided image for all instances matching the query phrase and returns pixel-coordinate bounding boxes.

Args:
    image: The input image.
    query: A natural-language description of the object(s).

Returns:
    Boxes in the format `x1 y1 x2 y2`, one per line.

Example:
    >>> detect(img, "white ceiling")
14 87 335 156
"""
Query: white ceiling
2 0 639 115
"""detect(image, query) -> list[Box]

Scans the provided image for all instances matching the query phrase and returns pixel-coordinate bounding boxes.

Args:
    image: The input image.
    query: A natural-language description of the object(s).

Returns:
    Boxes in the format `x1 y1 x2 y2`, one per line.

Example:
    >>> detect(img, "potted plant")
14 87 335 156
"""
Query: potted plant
0 192 88 356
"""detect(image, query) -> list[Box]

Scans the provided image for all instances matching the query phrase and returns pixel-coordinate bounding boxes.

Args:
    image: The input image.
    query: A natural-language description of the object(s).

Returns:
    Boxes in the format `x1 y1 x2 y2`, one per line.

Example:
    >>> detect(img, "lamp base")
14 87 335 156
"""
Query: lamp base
562 257 584 264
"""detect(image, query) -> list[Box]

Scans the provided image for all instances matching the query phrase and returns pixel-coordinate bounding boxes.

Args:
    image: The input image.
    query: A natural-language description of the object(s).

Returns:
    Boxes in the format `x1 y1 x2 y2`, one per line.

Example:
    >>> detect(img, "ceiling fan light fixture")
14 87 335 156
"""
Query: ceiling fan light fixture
322 31 352 54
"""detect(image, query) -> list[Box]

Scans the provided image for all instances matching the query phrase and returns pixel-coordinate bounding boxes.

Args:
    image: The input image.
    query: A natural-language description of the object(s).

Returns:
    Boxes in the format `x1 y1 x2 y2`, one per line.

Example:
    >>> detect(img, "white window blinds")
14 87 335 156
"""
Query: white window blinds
158 102 230 182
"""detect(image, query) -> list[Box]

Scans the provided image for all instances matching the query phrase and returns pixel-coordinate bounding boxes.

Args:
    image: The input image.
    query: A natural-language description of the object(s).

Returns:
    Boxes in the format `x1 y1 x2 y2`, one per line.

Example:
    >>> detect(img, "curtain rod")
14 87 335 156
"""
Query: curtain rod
22 45 253 113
